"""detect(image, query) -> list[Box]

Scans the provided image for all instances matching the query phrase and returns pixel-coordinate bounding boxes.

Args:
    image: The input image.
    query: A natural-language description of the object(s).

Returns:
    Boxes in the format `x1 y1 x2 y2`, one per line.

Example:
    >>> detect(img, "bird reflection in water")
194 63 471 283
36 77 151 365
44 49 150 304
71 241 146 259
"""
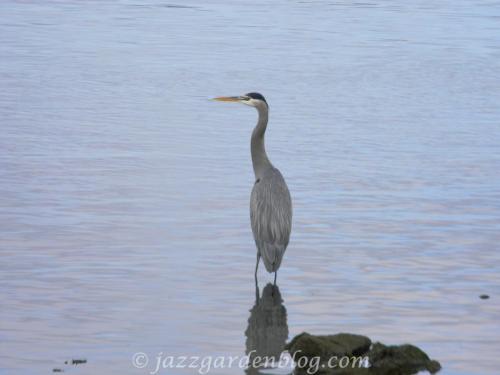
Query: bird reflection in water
245 283 289 374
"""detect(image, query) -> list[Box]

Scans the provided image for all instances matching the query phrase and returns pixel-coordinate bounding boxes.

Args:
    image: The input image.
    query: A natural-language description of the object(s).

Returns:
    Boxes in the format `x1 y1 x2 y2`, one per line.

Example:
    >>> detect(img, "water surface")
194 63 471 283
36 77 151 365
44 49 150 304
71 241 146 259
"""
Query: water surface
1 1 500 374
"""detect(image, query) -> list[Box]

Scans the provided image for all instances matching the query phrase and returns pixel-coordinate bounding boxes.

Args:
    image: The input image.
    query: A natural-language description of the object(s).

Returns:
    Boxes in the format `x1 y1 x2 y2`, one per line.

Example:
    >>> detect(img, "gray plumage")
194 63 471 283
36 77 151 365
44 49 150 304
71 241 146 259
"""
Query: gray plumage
213 92 292 283
248 93 292 278
250 167 292 273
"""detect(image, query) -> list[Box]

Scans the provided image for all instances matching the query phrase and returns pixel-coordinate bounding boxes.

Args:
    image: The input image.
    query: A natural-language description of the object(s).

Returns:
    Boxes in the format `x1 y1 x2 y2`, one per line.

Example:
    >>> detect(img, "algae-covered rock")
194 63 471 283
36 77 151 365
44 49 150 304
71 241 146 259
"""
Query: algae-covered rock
285 332 371 374
369 342 441 374
286 332 371 358
285 332 441 375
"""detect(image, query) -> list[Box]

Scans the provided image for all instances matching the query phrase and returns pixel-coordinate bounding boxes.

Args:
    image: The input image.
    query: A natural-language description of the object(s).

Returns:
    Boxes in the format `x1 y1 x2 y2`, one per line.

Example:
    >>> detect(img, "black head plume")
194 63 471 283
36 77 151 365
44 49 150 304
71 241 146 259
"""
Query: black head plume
245 92 267 105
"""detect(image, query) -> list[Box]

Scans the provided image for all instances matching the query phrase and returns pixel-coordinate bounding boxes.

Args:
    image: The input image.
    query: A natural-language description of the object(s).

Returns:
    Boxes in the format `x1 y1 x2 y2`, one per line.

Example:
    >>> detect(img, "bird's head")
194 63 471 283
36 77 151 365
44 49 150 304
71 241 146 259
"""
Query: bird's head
213 92 268 110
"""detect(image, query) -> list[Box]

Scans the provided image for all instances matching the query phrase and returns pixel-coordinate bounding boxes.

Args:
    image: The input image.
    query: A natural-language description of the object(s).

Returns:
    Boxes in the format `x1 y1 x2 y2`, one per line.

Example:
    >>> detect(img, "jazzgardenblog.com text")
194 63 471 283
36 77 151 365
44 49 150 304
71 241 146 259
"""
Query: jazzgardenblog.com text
132 350 369 374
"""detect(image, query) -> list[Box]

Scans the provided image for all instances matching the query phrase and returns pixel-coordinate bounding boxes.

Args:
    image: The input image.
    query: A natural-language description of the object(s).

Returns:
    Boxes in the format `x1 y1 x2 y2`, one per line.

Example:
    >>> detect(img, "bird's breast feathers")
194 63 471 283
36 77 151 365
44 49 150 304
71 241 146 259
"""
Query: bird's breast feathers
250 168 292 246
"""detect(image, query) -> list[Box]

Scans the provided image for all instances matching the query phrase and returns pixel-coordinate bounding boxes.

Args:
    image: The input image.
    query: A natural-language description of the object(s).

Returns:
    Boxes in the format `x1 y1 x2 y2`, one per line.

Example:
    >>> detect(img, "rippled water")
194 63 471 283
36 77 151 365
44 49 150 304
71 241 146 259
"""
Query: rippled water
1 1 500 374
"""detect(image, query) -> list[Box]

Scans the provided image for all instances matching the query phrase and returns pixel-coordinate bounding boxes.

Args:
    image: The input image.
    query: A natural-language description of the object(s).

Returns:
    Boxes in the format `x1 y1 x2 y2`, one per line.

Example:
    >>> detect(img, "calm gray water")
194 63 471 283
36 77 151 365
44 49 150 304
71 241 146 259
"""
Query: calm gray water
1 1 500 374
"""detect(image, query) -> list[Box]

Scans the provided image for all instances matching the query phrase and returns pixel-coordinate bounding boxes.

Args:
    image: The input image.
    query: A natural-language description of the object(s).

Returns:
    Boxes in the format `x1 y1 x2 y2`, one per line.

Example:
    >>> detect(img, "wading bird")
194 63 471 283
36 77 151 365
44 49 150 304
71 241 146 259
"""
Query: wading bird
213 93 292 285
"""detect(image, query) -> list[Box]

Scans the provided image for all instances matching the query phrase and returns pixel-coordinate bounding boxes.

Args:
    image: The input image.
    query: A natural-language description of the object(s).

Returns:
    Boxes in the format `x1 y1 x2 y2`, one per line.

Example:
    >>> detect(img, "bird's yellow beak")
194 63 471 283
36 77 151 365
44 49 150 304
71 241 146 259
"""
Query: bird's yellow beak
212 96 241 102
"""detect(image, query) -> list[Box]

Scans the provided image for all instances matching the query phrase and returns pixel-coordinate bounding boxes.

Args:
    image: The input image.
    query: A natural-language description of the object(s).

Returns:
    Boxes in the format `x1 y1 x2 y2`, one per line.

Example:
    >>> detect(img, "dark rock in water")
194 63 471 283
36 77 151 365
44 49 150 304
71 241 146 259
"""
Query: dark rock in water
479 294 489 299
64 359 87 365
285 332 371 374
286 332 371 358
369 342 441 374
52 369 64 373
286 332 441 375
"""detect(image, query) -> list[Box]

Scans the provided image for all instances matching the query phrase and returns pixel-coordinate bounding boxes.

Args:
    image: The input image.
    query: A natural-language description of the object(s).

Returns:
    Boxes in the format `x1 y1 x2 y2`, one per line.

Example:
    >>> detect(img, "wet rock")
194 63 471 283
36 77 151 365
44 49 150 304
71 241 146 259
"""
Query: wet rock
285 332 371 373
286 332 371 358
479 294 489 300
286 332 441 375
369 342 441 374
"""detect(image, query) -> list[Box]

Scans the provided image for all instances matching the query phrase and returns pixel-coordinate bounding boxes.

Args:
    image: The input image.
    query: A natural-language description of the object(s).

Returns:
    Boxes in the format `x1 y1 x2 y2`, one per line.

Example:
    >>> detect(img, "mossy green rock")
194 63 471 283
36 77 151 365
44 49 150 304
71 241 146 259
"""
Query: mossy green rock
286 332 441 375
286 332 371 359
285 332 371 374
369 342 441 374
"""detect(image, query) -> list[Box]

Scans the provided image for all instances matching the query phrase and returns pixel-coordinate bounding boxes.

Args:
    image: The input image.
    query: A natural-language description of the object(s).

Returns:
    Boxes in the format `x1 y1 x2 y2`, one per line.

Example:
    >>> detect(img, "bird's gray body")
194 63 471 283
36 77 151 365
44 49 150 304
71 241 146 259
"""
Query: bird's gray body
213 92 292 280
251 167 292 272
248 94 292 275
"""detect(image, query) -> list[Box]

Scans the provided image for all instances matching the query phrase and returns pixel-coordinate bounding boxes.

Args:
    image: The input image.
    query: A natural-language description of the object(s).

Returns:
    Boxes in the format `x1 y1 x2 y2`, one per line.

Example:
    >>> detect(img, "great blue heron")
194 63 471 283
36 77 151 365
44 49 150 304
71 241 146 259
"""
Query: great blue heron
213 93 292 285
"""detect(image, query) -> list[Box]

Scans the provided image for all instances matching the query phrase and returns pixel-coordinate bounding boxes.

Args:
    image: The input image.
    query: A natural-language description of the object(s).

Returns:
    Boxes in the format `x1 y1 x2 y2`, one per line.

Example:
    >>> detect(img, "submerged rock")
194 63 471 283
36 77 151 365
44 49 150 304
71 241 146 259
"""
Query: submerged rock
71 359 87 365
63 359 87 366
286 332 441 375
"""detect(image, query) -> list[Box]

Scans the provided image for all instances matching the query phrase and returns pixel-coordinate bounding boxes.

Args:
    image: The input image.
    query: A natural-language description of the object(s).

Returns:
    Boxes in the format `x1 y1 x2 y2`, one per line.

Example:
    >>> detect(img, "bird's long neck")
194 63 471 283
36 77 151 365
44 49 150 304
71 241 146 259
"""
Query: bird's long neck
251 106 272 178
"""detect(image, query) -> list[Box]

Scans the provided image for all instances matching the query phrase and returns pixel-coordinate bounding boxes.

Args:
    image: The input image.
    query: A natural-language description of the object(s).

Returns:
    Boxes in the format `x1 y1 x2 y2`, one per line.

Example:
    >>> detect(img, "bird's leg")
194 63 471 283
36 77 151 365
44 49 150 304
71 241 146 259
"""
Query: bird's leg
254 254 261 304
274 271 277 287
255 277 260 305
254 253 260 281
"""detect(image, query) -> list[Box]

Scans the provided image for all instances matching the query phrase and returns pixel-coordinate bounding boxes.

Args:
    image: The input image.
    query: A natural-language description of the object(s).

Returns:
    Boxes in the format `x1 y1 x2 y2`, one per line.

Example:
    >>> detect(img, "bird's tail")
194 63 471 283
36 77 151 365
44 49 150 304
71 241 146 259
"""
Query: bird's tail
261 243 286 273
